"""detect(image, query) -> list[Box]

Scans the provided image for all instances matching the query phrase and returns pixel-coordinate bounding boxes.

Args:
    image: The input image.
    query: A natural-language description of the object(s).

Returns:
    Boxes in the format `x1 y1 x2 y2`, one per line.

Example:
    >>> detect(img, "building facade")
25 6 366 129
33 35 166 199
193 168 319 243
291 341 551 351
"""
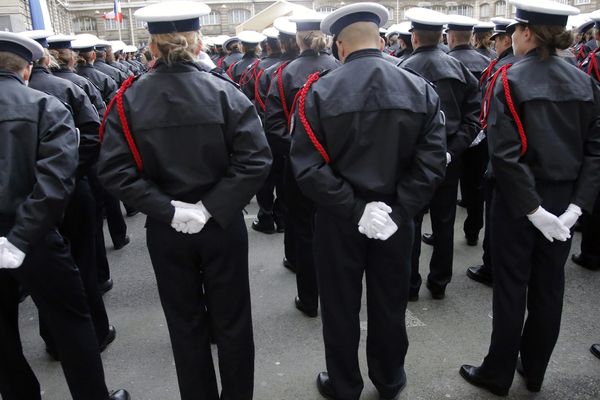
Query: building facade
2 0 600 47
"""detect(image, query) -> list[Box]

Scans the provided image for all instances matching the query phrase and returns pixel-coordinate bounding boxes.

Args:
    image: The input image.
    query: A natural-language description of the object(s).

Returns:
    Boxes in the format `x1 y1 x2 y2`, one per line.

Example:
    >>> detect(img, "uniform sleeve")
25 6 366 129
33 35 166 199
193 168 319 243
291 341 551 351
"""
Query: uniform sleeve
290 87 366 224
487 76 541 217
70 84 100 177
86 82 107 116
264 73 291 157
447 68 481 158
103 75 118 102
7 97 78 253
201 88 273 227
573 81 600 211
97 95 176 224
395 85 447 218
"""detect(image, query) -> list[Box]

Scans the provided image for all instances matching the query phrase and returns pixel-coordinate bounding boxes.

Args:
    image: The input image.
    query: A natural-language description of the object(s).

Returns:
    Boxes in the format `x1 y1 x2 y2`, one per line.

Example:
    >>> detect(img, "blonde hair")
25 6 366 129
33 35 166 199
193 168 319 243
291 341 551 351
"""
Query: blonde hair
150 31 200 66
296 31 328 53
76 50 94 66
49 48 75 70
473 31 493 50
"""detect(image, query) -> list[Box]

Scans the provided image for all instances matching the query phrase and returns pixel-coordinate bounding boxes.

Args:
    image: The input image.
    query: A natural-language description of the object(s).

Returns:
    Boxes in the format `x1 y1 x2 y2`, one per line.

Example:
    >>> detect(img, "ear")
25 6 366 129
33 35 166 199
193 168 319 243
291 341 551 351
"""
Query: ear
378 36 385 51
195 35 203 56
22 64 32 81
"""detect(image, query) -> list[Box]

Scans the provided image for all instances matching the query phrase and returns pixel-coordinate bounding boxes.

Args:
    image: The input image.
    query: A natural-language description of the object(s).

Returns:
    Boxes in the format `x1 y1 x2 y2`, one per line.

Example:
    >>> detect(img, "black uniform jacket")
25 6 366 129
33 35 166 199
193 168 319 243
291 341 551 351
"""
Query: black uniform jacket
221 50 243 72
396 48 412 64
109 60 131 75
95 59 128 86
119 60 136 74
265 49 340 155
76 63 118 104
448 44 490 80
241 52 282 101
228 52 259 84
254 52 296 120
290 49 447 223
29 66 100 177
487 49 600 217
0 71 78 253
97 61 272 227
51 67 107 115
476 47 496 59
400 45 480 160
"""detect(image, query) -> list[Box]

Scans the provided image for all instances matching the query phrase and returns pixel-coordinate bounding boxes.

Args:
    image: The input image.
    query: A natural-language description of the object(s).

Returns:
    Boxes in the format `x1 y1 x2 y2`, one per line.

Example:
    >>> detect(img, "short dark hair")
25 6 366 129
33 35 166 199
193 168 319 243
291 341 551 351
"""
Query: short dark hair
413 30 442 47
0 51 29 72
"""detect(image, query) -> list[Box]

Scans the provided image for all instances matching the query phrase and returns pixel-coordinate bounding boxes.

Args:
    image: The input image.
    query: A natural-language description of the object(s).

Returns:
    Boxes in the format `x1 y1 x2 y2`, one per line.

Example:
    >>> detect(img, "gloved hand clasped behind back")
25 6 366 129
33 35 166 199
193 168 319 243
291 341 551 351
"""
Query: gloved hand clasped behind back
170 200 212 234
0 237 26 269
358 202 398 241
527 206 571 243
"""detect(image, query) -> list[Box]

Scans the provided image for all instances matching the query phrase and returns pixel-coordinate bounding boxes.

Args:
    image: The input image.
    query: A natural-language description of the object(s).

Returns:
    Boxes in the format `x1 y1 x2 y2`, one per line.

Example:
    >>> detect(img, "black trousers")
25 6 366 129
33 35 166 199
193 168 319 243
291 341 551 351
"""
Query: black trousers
579 193 600 265
411 160 461 291
314 209 412 400
460 142 488 240
0 227 108 400
283 159 318 311
479 176 495 272
255 150 285 227
146 214 254 400
41 179 110 348
87 170 115 284
481 184 572 388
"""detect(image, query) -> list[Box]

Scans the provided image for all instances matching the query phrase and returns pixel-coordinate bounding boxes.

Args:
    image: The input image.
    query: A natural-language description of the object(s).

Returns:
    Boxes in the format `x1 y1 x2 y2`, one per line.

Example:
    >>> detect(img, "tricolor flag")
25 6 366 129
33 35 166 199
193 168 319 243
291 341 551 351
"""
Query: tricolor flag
103 0 123 22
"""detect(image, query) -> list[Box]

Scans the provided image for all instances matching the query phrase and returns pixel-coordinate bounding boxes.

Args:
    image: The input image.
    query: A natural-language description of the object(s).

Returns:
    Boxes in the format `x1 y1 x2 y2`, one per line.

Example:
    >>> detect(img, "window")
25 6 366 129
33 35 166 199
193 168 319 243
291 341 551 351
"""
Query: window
201 11 221 26
387 7 394 21
229 8 250 24
480 3 490 18
432 6 446 13
448 5 474 17
105 18 126 31
133 17 145 29
73 17 96 32
316 6 337 13
574 0 591 4
495 1 506 16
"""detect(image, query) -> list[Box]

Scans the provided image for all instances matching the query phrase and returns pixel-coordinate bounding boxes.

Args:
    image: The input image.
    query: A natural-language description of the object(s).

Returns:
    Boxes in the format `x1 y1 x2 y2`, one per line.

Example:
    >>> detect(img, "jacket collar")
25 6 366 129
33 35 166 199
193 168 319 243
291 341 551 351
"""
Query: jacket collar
345 48 383 63
0 70 25 84
412 45 444 55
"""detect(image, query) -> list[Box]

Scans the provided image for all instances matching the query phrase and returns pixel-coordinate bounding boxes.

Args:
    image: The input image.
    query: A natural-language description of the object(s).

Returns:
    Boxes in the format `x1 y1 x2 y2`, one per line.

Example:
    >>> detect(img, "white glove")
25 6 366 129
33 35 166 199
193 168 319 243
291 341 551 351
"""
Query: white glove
0 237 26 269
358 202 398 241
446 152 452 166
558 203 582 230
170 200 211 234
527 207 571 243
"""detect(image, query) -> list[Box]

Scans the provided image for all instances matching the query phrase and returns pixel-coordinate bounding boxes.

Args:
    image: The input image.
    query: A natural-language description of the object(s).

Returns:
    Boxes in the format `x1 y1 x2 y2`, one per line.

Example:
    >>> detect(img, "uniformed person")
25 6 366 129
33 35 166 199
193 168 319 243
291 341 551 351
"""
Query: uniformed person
290 4 446 398
466 17 520 286
122 45 144 73
574 19 597 64
252 17 300 242
221 36 243 71
394 22 413 62
240 27 282 101
226 30 265 84
94 40 128 86
446 15 491 248
106 41 132 76
72 34 118 104
400 7 480 301
22 30 117 357
211 35 229 67
571 193 600 270
579 11 600 82
265 14 339 317
473 21 497 58
97 2 272 399
460 0 600 396
0 31 129 400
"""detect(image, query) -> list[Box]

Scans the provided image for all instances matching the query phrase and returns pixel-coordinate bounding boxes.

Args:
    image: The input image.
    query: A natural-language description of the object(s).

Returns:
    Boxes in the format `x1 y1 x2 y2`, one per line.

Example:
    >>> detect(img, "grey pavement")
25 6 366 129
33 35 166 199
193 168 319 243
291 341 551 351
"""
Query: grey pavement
16 200 600 399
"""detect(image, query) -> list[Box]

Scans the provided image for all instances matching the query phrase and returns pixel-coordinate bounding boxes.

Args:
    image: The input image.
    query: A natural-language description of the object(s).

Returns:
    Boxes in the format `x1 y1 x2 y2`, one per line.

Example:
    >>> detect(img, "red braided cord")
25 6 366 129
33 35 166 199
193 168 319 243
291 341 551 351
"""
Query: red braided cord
99 75 135 142
287 89 302 131
500 65 527 157
587 50 600 81
298 72 330 164
254 68 266 111
239 59 260 86
275 62 291 121
577 46 586 62
216 56 224 68
480 65 504 129
479 58 498 87
227 62 236 81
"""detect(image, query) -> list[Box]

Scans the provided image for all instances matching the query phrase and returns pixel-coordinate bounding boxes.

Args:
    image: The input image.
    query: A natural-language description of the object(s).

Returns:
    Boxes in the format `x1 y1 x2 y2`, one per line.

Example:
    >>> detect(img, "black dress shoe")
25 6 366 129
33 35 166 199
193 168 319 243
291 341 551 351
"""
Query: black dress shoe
126 210 139 217
571 253 600 270
113 235 130 250
100 325 117 353
282 257 296 273
275 218 285 233
590 344 600 359
379 370 407 399
408 288 419 302
459 365 509 397
108 389 130 400
295 296 318 318
466 236 478 246
251 218 276 234
516 357 542 392
426 281 445 300
466 265 493 286
316 372 336 399
422 233 434 246
99 278 114 296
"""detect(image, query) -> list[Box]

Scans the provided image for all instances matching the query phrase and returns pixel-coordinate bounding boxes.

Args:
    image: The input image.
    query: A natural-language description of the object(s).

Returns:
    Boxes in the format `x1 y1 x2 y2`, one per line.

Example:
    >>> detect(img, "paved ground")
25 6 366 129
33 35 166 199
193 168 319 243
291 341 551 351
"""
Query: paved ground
16 200 600 399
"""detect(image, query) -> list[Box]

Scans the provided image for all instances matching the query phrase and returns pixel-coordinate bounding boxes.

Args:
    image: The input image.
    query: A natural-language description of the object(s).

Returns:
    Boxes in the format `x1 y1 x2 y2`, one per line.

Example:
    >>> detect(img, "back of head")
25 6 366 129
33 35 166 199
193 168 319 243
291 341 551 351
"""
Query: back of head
50 48 75 69
413 30 442 48
473 30 493 50
296 30 328 53
338 21 381 51
530 24 573 59
0 51 29 73
151 31 200 66
451 30 472 46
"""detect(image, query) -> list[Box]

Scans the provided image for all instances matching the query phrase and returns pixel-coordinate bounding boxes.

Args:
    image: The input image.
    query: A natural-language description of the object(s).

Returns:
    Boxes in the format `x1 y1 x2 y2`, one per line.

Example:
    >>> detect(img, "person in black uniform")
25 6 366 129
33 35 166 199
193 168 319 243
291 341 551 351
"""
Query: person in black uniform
571 193 600 270
266 15 339 317
24 30 117 357
394 22 413 62
466 17 520 286
241 27 282 102
94 40 128 86
72 35 118 104
221 37 243 72
252 17 300 242
460 0 600 396
226 30 265 84
473 21 497 59
106 43 132 76
0 31 129 400
290 5 446 399
97 2 272 399
400 7 480 301
447 15 491 247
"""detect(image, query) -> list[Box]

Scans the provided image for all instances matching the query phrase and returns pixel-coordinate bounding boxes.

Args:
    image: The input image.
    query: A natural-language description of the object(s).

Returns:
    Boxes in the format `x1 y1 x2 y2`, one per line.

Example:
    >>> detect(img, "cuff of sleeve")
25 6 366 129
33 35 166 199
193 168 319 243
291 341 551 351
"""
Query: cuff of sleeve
351 199 367 225
7 231 30 254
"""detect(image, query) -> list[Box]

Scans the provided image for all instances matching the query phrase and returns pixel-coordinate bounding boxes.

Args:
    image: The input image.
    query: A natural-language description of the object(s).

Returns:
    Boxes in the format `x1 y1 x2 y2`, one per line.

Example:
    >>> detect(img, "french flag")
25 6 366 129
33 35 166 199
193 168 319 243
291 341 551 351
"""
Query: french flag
103 0 123 22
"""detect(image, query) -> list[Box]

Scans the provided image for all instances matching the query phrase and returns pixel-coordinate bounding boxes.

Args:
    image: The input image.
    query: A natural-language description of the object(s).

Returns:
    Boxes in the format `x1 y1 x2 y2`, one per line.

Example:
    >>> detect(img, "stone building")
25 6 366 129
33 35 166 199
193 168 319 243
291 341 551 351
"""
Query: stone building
2 0 600 47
